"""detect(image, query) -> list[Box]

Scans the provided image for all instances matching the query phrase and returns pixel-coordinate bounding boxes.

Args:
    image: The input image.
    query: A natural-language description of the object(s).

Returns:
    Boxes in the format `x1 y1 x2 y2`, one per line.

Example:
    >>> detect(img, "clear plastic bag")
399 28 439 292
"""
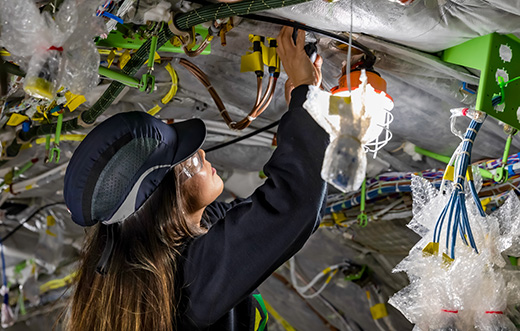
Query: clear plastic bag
321 134 366 192
0 0 103 99
35 215 64 274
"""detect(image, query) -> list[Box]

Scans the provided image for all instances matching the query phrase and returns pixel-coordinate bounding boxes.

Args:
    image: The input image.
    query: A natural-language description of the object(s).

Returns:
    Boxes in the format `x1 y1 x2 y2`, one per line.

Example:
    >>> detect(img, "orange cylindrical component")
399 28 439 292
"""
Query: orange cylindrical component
337 70 387 93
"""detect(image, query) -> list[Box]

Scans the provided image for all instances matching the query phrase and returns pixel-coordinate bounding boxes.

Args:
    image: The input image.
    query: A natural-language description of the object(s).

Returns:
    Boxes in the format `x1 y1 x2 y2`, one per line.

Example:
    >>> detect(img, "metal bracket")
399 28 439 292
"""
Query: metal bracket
168 12 194 47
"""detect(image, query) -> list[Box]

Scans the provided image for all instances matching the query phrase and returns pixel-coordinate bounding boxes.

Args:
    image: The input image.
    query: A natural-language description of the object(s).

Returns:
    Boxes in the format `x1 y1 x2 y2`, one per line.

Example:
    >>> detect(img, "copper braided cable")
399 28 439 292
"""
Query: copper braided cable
253 76 263 108
183 35 212 57
178 59 276 130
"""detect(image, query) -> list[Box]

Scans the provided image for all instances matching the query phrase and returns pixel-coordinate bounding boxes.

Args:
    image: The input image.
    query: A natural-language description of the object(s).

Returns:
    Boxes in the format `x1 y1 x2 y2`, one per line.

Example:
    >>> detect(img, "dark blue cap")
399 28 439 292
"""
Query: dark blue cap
64 111 206 227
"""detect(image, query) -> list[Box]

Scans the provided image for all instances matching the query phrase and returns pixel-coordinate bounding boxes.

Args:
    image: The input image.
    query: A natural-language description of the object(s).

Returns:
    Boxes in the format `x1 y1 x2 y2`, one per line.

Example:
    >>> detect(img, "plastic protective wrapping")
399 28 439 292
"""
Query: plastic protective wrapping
0 0 104 99
390 176 520 330
304 72 393 192
34 214 64 274
269 0 520 52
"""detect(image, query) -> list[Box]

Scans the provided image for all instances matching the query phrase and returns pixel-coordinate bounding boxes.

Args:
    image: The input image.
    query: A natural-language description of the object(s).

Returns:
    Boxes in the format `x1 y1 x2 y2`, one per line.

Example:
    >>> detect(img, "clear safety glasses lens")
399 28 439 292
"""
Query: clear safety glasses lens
179 151 203 181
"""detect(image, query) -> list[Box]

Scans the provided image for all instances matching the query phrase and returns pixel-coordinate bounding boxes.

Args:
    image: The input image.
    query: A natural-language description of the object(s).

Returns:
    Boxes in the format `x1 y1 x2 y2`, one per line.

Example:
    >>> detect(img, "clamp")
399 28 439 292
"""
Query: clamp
168 13 195 48
493 125 517 183
48 110 63 163
357 178 368 227
140 23 162 94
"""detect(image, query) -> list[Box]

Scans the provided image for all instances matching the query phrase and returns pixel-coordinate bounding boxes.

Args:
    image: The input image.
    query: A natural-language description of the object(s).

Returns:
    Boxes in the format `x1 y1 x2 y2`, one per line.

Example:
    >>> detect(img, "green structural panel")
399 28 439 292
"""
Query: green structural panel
443 34 520 130
96 25 211 55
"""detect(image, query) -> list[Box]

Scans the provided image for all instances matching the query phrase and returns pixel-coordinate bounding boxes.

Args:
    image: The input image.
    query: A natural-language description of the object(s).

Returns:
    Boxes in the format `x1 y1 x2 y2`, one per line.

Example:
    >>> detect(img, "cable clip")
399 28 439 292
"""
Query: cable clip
168 13 194 47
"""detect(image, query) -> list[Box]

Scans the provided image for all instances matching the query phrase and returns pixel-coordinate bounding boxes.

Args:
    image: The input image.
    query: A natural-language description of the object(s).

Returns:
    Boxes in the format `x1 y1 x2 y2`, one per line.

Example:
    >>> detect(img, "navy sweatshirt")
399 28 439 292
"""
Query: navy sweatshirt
178 85 329 330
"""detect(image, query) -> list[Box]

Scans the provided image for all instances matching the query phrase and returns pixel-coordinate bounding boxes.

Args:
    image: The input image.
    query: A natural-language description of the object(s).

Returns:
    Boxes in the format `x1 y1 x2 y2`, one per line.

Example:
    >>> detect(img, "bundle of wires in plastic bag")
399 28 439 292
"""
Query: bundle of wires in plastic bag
0 0 104 100
389 110 520 330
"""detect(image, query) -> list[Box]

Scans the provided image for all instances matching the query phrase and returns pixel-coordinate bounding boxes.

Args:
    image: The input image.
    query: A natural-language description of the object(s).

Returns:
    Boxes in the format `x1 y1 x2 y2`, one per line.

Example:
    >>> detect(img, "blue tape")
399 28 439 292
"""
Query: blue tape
102 11 123 24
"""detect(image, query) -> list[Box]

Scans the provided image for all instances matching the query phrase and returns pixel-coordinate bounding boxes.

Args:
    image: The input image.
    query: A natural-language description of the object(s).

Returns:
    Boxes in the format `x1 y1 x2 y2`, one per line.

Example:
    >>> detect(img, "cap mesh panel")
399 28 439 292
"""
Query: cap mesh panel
91 137 160 220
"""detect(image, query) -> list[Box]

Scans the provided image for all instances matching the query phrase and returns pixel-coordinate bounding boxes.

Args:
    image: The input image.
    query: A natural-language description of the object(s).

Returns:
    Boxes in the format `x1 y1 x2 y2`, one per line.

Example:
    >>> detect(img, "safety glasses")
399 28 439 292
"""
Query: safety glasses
178 150 204 181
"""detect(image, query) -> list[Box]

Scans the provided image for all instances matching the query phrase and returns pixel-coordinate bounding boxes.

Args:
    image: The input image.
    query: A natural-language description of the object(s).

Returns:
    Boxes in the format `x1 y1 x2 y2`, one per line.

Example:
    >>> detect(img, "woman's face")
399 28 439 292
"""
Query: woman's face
181 149 224 214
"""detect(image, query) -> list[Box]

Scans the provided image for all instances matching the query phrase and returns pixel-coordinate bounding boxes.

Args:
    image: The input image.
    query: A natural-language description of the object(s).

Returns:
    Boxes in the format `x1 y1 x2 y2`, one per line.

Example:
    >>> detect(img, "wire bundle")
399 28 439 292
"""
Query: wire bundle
433 119 484 259
178 58 277 130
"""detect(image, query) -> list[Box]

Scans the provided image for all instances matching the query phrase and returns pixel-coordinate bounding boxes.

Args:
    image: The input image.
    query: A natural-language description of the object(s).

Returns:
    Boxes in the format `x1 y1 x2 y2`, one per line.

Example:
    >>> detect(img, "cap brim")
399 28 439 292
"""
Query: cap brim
170 118 206 166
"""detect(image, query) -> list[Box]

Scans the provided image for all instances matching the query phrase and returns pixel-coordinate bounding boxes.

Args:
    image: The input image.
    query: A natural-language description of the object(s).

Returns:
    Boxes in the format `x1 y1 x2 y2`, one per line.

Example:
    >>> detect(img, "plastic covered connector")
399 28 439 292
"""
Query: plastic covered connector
450 108 486 123
0 0 104 99
390 176 520 330
321 134 366 192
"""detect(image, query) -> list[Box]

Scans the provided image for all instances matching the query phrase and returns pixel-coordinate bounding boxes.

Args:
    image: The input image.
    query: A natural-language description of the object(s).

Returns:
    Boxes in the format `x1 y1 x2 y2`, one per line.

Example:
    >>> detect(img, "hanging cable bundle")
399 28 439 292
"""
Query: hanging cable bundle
389 110 520 330
433 118 486 260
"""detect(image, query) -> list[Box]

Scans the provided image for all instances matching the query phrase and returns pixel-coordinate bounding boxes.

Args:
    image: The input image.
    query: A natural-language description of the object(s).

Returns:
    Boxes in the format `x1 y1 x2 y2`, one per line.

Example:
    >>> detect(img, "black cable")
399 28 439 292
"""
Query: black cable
0 202 66 243
205 120 280 153
240 14 377 69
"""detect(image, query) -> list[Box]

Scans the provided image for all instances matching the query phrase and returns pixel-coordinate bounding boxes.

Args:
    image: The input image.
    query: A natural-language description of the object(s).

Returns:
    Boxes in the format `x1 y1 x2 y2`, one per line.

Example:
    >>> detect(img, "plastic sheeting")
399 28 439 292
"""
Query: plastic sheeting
270 0 520 52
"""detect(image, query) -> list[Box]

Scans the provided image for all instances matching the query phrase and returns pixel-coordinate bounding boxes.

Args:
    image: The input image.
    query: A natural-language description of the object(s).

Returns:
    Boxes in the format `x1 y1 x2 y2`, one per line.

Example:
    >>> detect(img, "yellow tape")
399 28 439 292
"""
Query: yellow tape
370 303 388 320
6 113 29 126
241 52 263 73
147 105 162 116
331 212 347 223
39 271 77 294
107 49 116 68
422 242 439 257
261 43 269 66
144 52 161 66
466 167 474 181
443 165 455 182
45 229 57 237
265 38 278 68
35 134 85 144
47 215 55 227
0 50 10 57
481 197 492 212
25 185 33 191
442 253 454 268
64 91 86 112
329 96 352 116
263 300 296 331
120 49 131 69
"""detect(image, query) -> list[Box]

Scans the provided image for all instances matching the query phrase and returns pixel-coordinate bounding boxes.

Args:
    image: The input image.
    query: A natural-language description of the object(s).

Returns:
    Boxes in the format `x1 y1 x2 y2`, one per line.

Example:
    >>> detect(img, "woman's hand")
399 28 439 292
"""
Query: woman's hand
277 26 322 90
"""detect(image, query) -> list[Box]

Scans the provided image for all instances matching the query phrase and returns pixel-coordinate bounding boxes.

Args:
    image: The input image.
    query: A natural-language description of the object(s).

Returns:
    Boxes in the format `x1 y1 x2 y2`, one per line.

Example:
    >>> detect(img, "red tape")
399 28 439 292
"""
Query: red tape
441 309 459 314
48 46 64 52
485 311 504 314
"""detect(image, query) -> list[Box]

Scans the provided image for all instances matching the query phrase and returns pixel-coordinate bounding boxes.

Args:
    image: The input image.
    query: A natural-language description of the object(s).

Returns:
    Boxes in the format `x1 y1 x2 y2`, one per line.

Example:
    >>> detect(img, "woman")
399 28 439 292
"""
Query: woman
63 26 328 330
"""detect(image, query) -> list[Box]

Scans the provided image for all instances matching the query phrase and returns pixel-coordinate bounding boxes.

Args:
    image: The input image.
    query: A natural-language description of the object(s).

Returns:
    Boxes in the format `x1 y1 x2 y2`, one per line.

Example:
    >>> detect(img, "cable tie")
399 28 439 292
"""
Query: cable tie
441 309 459 314
454 183 464 191
467 128 478 134
461 151 471 157
463 138 474 144
219 108 228 115
48 46 64 52
247 116 256 121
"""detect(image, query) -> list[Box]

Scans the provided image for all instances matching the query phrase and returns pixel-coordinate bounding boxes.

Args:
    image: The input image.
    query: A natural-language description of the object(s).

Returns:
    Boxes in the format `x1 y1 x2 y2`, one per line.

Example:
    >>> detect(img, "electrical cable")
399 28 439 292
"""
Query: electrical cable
239 14 376 69
177 58 277 130
2 0 305 162
0 202 66 243
205 120 280 153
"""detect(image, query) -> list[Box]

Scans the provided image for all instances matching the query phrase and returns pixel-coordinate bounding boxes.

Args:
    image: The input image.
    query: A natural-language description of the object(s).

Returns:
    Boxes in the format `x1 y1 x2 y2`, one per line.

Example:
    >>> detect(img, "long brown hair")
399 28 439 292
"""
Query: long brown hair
64 168 204 331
